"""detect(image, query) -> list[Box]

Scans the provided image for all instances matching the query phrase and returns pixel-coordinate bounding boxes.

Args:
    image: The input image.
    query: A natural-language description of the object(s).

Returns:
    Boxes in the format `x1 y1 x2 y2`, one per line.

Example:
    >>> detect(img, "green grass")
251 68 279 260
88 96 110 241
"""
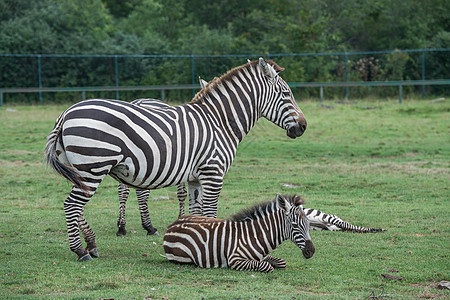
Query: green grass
0 99 449 299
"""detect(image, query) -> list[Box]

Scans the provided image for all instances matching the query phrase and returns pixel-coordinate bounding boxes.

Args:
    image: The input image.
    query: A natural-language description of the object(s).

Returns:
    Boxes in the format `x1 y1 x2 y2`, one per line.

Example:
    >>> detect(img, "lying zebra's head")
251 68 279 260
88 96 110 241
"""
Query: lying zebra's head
258 58 307 139
277 194 315 259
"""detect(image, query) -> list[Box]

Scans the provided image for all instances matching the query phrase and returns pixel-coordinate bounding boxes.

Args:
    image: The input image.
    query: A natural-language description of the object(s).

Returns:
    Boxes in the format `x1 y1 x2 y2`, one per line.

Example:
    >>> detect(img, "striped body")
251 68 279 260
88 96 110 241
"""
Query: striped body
57 98 207 190
116 98 189 236
163 195 315 272
115 76 210 236
45 58 307 260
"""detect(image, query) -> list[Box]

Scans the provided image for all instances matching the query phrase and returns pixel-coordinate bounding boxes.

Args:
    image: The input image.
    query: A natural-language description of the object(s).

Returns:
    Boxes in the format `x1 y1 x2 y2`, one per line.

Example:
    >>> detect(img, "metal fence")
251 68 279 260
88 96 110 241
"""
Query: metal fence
1 48 449 106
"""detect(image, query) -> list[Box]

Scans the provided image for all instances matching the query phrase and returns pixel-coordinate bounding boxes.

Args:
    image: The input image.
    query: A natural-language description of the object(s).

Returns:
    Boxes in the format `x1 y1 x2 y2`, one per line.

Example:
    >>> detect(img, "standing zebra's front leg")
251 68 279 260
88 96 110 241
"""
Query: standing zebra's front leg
188 181 203 216
116 183 130 236
177 184 188 217
198 176 223 218
135 189 158 236
262 255 286 269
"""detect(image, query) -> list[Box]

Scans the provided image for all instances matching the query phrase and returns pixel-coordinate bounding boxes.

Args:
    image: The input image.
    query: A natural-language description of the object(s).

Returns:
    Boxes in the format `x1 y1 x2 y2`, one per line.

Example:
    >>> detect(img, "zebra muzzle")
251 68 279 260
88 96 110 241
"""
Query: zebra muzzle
302 239 315 259
287 121 307 139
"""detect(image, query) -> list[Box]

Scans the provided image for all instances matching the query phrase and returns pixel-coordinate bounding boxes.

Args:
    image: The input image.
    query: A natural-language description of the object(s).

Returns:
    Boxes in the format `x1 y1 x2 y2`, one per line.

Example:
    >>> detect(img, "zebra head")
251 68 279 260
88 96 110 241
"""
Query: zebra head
277 194 315 259
258 58 307 139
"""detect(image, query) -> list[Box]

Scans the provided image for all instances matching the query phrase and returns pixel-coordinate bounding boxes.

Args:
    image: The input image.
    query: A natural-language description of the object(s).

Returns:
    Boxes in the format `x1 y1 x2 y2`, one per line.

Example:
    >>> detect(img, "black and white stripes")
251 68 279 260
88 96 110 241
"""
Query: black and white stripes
45 58 307 260
304 208 386 232
163 194 315 272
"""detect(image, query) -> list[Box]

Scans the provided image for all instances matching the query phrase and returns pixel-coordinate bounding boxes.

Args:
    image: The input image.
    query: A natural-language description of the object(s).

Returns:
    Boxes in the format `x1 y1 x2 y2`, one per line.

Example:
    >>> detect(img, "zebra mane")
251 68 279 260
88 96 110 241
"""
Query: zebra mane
229 194 304 222
191 59 284 104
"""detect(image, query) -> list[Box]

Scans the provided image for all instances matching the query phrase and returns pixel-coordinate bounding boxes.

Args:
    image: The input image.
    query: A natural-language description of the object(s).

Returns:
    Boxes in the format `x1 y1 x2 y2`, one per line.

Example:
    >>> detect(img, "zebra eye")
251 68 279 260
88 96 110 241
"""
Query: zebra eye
281 91 291 97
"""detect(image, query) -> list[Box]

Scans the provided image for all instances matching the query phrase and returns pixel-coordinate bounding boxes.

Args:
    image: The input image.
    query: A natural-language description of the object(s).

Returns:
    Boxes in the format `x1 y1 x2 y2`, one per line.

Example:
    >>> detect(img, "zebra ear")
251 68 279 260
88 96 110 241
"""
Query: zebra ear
292 195 305 206
258 57 277 79
199 77 208 89
276 194 292 213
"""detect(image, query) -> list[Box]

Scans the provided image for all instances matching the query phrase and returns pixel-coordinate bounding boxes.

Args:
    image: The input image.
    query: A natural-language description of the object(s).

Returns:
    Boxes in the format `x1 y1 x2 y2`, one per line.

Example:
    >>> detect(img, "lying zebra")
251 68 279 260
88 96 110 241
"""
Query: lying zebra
117 181 386 235
304 208 386 233
163 194 315 272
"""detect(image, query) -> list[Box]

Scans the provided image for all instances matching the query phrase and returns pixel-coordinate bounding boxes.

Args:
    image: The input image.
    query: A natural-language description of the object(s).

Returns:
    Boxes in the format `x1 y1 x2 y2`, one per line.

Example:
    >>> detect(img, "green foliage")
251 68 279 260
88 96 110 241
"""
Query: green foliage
1 0 448 55
0 0 449 103
0 100 449 298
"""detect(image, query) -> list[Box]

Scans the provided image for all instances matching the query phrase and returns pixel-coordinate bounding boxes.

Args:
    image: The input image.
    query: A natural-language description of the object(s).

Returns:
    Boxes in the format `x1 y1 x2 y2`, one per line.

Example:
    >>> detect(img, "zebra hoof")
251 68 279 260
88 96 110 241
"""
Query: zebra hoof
146 229 159 236
116 228 127 236
88 248 99 258
78 253 93 261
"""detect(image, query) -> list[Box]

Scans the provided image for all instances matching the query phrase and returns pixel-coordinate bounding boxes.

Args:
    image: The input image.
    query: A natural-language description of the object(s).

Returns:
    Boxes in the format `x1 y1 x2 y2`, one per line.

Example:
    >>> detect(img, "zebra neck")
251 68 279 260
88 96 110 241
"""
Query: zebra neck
253 209 288 252
198 80 260 145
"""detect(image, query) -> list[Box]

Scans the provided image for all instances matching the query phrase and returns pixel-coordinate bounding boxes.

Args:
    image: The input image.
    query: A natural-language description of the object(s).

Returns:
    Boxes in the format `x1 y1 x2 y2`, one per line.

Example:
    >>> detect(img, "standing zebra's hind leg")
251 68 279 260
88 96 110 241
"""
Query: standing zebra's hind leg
64 184 100 261
78 211 98 258
135 189 159 236
116 183 130 236
262 255 286 269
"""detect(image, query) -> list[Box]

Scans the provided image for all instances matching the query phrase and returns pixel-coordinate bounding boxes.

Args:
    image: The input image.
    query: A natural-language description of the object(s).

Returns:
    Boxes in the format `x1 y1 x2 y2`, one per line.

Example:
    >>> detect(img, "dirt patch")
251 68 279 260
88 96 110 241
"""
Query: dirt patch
3 150 36 155
368 162 448 175
410 282 450 298
298 290 332 296
0 159 43 167
370 152 423 159
306 161 449 175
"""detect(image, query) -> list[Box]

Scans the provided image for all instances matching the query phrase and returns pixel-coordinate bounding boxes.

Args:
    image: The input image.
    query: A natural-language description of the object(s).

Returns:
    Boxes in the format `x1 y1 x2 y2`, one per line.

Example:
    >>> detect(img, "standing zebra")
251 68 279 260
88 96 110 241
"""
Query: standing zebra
45 58 307 261
116 77 210 237
163 194 315 272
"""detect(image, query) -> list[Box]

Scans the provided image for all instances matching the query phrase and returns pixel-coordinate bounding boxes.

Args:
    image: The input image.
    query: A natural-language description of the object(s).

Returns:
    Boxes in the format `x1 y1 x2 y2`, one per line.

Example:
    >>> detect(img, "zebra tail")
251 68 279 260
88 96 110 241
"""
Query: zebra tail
44 114 89 191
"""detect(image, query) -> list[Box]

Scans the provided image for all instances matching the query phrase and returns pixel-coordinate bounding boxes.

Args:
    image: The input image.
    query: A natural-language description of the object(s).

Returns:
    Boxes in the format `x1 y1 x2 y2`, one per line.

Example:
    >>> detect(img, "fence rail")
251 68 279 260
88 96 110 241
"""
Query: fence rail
1 48 449 106
2 79 448 106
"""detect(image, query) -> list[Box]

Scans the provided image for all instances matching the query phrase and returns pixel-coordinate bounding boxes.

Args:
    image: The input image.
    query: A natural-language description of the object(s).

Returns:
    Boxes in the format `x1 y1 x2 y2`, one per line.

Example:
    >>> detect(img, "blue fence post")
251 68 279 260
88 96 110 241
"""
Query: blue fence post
320 86 324 103
38 55 42 105
422 50 425 99
115 55 119 100
191 55 195 98
344 52 348 101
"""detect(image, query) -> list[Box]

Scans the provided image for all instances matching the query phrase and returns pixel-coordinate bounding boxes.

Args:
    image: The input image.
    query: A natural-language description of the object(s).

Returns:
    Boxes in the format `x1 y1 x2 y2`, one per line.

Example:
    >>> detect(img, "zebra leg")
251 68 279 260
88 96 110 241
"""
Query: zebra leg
262 255 286 269
78 210 98 258
116 183 130 236
188 181 202 216
177 183 187 217
198 178 223 218
229 256 274 273
135 189 159 236
63 183 99 261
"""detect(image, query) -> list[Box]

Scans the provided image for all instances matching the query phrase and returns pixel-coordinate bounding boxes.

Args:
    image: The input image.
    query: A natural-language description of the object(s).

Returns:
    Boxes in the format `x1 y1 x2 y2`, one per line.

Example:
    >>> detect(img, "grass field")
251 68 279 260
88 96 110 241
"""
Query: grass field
0 99 449 299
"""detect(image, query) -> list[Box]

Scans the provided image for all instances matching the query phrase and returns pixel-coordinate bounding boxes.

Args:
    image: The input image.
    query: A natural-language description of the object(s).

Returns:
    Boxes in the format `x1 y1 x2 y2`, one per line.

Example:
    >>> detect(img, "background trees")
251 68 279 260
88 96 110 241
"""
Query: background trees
0 0 448 102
